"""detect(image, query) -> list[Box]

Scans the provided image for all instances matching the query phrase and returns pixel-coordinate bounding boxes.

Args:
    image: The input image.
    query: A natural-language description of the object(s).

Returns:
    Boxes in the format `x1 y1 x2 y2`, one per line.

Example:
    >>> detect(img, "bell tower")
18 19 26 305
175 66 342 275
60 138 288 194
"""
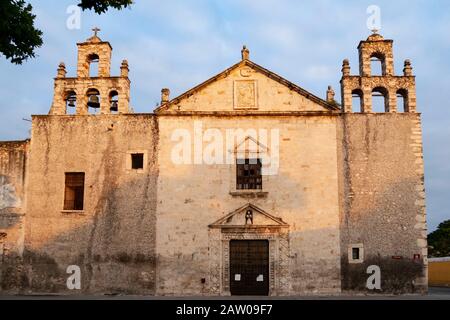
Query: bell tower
340 33 416 113
50 28 131 115
76 27 112 78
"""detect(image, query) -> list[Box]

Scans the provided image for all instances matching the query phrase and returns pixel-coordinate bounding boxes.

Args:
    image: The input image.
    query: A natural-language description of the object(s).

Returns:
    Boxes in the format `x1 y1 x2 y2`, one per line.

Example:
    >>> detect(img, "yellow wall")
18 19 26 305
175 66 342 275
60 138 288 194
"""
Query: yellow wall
429 260 450 286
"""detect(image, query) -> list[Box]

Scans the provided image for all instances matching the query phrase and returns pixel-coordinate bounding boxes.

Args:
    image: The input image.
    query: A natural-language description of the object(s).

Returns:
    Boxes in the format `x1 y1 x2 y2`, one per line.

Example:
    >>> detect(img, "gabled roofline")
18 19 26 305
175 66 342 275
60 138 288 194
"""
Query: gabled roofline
155 59 340 113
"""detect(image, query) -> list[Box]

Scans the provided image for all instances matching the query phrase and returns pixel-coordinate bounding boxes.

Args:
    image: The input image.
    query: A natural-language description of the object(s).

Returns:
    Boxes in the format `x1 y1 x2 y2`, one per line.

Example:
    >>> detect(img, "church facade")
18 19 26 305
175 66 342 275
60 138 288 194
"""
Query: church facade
0 32 428 296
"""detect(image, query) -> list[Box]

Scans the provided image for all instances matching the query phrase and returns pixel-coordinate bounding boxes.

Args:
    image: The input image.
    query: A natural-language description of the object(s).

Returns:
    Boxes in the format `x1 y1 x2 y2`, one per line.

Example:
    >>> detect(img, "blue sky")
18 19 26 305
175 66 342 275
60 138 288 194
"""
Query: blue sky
0 0 448 231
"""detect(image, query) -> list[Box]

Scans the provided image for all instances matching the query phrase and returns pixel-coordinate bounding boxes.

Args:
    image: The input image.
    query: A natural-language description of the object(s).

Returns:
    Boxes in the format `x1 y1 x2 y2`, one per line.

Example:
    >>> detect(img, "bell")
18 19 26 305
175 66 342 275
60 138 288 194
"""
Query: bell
87 95 100 109
110 101 118 112
67 98 76 108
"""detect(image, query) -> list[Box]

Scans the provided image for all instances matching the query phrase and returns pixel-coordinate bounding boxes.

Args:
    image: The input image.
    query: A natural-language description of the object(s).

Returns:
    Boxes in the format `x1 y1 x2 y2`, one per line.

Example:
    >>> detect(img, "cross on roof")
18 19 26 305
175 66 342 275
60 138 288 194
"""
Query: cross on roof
92 27 101 37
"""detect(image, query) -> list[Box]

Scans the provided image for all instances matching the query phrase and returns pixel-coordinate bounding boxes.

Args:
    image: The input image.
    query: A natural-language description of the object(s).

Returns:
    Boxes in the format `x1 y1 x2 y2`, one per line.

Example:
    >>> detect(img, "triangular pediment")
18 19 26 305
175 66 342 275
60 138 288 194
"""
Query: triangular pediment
209 203 289 229
233 136 269 154
155 59 339 113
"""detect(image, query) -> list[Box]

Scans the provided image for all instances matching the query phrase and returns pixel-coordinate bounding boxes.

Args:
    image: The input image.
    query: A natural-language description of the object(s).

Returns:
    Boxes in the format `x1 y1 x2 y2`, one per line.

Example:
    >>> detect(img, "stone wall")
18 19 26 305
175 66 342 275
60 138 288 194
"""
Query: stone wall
337 113 427 293
156 114 342 296
23 115 158 294
0 140 29 291
0 112 428 296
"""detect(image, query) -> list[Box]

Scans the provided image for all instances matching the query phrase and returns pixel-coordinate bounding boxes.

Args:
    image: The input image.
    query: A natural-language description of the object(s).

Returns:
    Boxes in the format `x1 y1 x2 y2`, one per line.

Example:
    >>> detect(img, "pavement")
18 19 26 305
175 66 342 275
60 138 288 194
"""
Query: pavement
0 287 449 300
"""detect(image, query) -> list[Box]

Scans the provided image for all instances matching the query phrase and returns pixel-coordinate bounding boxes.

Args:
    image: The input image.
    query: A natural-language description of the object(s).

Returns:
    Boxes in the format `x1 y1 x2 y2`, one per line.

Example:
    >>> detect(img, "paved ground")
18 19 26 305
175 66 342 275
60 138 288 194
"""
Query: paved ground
1 287 449 300
427 286 450 299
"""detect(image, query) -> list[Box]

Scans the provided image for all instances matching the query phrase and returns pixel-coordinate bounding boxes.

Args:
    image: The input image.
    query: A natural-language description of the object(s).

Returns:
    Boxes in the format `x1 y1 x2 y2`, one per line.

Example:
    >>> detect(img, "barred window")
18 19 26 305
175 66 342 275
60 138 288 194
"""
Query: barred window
236 159 262 190
64 173 85 211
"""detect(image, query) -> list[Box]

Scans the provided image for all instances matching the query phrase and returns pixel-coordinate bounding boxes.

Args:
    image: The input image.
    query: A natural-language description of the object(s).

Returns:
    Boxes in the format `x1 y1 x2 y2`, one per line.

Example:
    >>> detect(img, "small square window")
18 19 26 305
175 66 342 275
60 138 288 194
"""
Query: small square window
348 244 364 264
131 153 144 170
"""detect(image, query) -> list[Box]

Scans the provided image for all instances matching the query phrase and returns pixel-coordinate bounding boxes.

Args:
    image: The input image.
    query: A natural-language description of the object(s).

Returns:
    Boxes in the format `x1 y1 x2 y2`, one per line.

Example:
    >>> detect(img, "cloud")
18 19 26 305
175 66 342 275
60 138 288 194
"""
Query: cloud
305 65 335 80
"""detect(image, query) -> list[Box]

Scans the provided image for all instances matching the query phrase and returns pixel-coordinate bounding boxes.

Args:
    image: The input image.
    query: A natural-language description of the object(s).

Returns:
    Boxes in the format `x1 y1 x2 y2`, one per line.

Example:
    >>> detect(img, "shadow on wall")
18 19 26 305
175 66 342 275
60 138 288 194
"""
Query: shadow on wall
0 122 427 295
0 177 427 295
1 174 158 295
341 255 424 294
340 177 427 294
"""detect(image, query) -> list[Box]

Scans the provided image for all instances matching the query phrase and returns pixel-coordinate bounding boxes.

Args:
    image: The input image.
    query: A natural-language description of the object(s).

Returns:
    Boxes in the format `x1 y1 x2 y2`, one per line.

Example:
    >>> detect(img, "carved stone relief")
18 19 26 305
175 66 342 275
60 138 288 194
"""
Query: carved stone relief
234 80 257 109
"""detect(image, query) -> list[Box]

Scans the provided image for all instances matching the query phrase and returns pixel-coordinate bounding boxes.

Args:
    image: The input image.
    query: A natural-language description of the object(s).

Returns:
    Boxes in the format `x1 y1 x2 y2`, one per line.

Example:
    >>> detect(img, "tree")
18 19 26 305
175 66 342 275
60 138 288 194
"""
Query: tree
0 0 133 65
428 219 450 257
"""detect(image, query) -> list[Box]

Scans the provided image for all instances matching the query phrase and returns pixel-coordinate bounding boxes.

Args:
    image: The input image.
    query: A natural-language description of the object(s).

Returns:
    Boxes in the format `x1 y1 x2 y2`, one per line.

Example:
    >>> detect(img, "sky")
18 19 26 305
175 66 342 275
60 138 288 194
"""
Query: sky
0 0 449 231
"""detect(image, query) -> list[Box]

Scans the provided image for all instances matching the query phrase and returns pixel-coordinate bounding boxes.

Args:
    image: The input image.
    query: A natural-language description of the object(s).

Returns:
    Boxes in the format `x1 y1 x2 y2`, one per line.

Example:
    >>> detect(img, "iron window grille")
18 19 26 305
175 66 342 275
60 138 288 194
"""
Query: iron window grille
236 159 262 190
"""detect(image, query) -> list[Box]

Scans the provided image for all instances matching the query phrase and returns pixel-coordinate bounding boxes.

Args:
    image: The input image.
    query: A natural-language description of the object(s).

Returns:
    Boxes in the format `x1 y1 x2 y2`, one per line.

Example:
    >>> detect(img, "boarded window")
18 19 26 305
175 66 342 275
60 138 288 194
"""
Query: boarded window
64 173 85 211
131 153 144 170
236 159 262 190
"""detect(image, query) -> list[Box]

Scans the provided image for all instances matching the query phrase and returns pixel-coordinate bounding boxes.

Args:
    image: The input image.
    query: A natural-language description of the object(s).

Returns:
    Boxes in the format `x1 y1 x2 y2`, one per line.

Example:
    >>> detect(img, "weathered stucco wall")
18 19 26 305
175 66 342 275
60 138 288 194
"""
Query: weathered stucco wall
0 112 428 296
0 140 28 291
156 115 342 296
22 115 158 294
338 113 427 293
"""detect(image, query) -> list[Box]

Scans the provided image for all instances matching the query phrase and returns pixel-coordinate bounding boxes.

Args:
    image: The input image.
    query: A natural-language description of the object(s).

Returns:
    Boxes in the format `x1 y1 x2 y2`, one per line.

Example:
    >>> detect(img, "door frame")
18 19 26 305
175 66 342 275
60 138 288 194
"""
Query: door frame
208 227 290 296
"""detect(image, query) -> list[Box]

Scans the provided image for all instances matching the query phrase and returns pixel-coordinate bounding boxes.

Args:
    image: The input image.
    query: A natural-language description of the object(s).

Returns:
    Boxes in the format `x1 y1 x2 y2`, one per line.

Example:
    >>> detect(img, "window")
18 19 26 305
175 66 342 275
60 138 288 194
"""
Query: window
351 89 363 112
236 159 262 190
109 90 119 114
88 53 99 77
64 173 85 211
372 87 388 113
352 248 360 260
348 244 364 264
65 91 77 115
126 151 147 172
131 153 144 170
396 89 408 112
370 52 385 76
87 88 100 114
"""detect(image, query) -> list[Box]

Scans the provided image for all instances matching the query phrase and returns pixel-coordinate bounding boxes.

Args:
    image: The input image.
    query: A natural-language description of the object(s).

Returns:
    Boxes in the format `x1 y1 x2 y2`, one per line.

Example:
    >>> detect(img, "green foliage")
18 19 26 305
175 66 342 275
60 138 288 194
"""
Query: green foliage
0 0 133 64
0 0 43 64
428 219 450 257
78 0 133 14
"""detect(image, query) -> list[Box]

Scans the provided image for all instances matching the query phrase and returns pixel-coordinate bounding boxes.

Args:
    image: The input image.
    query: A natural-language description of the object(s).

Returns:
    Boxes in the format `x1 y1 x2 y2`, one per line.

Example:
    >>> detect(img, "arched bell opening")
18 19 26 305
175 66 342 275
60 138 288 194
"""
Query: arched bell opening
372 86 389 113
88 53 99 77
370 52 386 76
396 88 409 113
86 88 101 114
109 90 119 114
64 90 77 115
351 89 363 113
